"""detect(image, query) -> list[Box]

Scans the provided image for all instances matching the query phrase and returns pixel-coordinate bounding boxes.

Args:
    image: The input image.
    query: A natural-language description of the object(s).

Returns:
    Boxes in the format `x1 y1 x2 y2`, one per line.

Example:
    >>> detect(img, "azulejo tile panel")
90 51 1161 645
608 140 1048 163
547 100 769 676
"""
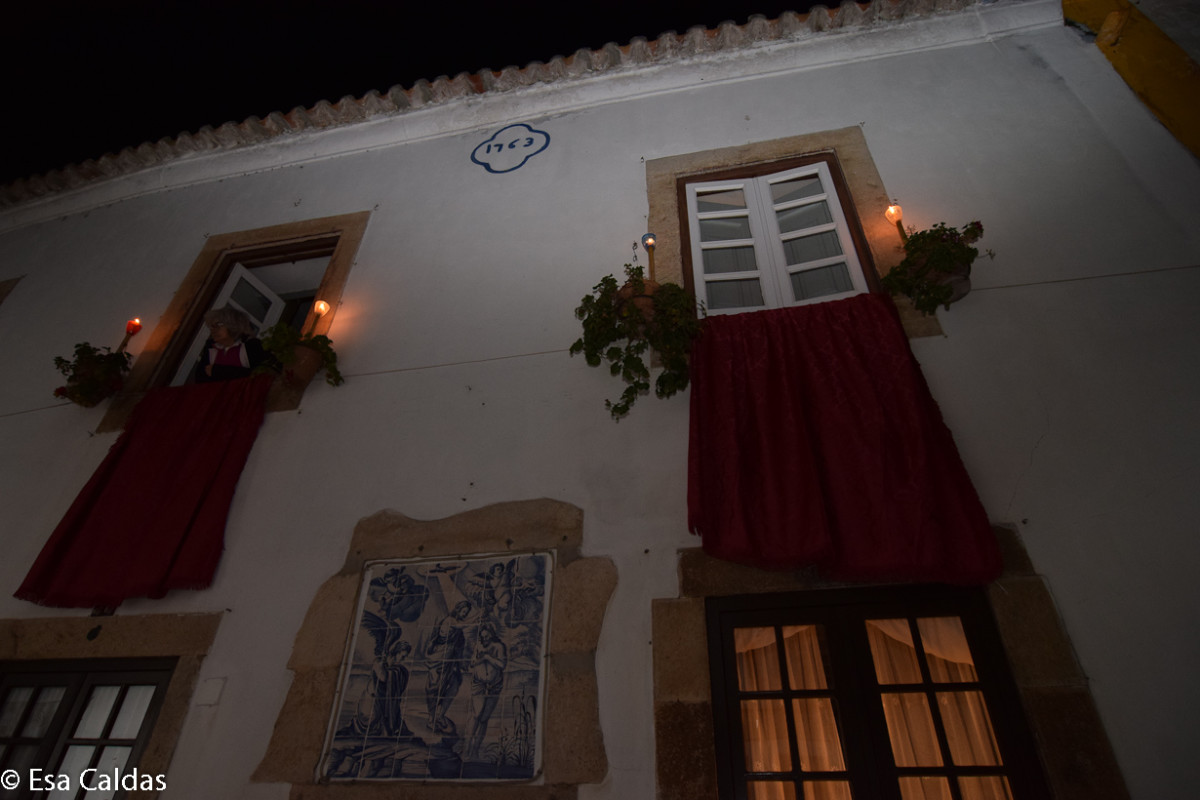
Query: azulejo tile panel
321 553 552 781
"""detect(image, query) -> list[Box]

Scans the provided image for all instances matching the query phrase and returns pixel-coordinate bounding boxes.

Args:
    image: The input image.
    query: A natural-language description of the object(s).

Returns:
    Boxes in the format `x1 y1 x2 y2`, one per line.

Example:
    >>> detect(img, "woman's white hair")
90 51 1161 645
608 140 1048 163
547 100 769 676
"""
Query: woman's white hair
203 305 257 339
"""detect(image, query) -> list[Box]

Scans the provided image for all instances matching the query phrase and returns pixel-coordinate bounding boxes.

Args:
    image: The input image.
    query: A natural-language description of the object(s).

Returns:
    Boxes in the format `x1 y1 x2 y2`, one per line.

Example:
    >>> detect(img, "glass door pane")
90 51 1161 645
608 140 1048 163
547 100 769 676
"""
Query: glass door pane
741 699 792 772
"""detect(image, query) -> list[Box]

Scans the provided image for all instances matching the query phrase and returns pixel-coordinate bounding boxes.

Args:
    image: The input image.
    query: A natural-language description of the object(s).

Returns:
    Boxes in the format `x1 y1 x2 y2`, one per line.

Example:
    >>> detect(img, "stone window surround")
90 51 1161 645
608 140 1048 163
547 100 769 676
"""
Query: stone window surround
645 126 942 338
252 499 616 800
0 612 222 800
651 528 1131 800
98 211 371 433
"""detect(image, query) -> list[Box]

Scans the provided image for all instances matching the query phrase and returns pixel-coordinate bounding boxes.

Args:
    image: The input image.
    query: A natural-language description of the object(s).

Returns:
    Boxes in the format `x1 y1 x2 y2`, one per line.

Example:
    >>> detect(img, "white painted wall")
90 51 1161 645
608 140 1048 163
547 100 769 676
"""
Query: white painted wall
2 3 1197 798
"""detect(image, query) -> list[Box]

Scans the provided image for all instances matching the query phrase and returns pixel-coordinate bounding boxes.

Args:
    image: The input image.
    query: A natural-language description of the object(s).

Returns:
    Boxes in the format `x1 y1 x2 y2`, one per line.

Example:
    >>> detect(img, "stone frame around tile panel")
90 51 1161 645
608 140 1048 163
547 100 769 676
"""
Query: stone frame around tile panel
253 499 615 800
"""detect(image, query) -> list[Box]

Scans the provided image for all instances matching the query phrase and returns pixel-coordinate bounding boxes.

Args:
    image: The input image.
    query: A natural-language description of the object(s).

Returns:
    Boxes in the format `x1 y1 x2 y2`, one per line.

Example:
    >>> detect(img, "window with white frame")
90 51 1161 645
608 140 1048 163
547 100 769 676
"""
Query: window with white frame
98 211 370 431
0 659 175 800
685 159 870 315
169 258 330 386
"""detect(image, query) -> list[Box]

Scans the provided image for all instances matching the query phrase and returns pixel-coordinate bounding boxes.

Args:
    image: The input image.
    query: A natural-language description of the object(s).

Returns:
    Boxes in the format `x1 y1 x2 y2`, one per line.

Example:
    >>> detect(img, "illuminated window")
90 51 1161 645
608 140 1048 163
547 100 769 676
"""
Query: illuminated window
0 659 174 800
706 587 1050 800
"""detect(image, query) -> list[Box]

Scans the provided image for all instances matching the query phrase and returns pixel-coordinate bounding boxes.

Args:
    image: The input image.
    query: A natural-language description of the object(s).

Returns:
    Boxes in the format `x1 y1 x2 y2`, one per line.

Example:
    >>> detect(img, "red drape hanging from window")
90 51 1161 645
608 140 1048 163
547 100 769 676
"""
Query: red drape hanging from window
15 375 273 608
688 294 1000 585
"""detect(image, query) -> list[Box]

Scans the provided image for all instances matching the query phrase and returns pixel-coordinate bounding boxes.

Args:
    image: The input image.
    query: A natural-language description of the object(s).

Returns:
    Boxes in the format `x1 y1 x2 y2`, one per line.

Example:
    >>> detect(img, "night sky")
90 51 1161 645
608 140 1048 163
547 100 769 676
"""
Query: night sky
5 1 815 187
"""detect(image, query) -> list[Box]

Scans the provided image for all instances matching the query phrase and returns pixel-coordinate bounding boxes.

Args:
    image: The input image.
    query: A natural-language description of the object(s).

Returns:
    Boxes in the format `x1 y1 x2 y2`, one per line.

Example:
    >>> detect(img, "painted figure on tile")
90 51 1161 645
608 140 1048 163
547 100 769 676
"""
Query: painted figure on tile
466 622 508 760
329 626 423 778
468 561 512 625
370 567 429 624
324 553 551 782
425 599 472 734
338 637 414 732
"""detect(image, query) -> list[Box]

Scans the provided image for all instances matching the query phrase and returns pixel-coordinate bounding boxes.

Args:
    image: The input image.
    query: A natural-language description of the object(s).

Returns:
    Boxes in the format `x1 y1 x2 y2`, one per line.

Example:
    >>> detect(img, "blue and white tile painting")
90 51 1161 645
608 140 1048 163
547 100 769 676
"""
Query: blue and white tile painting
322 553 552 781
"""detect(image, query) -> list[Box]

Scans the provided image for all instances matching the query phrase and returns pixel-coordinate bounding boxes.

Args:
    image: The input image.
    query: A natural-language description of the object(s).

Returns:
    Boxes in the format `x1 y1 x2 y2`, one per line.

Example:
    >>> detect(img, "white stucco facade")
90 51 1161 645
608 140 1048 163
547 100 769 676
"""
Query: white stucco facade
1 2 1197 798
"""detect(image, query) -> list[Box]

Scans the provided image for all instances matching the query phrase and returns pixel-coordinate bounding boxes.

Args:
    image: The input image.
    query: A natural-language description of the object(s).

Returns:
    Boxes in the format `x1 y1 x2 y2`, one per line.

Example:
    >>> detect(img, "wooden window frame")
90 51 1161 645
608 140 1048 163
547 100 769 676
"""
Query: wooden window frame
98 211 370 432
706 585 1051 800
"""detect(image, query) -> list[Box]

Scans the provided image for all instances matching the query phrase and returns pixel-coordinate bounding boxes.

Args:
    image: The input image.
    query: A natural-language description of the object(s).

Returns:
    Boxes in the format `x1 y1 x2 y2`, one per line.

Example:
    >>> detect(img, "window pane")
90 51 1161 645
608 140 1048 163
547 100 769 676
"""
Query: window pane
806 782 854 800
109 685 155 740
230 277 271 324
781 626 828 690
880 693 943 767
83 746 132 800
736 627 783 691
707 279 765 310
4 744 40 780
770 176 822 204
936 691 1002 766
0 687 33 736
74 686 120 739
918 618 978 682
749 781 798 800
803 781 852 800
49 745 95 799
741 699 792 772
22 686 66 737
791 699 846 771
865 620 922 685
791 264 853 301
702 246 758 275
700 216 753 242
782 231 842 265
776 201 833 234
698 187 747 212
898 776 953 800
958 776 1014 800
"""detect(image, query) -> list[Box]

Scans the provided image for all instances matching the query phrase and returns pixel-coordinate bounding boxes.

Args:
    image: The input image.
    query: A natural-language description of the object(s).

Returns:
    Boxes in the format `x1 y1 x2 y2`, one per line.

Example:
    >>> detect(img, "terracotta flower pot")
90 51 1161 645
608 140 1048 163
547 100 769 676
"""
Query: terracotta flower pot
283 344 325 388
616 278 661 322
934 261 973 306
265 344 325 412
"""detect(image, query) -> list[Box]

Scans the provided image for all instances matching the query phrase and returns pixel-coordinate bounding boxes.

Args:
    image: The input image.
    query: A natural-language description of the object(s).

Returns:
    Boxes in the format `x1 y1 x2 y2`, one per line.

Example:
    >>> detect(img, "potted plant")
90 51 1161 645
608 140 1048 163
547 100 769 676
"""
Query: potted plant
569 264 704 420
258 321 345 388
881 220 992 315
53 342 133 407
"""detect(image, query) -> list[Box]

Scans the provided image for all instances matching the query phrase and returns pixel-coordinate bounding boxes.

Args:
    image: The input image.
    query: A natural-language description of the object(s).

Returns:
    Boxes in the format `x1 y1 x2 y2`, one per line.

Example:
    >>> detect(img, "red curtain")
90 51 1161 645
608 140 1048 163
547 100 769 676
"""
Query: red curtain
688 294 1000 585
16 375 273 608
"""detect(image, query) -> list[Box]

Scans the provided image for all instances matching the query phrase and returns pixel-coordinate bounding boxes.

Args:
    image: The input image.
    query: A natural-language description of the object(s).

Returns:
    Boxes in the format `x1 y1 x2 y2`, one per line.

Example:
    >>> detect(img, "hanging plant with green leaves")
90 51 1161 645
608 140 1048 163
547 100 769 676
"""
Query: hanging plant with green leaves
258 321 345 386
53 342 132 407
570 264 704 420
881 220 993 315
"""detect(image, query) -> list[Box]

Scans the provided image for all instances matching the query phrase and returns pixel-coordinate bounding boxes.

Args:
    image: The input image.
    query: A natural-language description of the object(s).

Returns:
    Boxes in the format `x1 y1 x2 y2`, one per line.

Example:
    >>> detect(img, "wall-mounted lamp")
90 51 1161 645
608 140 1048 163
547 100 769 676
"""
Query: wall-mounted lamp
118 317 143 353
885 202 906 241
641 233 657 281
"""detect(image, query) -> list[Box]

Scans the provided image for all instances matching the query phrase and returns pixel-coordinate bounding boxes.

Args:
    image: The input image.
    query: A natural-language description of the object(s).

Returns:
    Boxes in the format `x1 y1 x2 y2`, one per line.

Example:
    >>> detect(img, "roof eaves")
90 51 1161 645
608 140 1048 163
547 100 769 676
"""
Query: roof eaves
0 0 980 209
